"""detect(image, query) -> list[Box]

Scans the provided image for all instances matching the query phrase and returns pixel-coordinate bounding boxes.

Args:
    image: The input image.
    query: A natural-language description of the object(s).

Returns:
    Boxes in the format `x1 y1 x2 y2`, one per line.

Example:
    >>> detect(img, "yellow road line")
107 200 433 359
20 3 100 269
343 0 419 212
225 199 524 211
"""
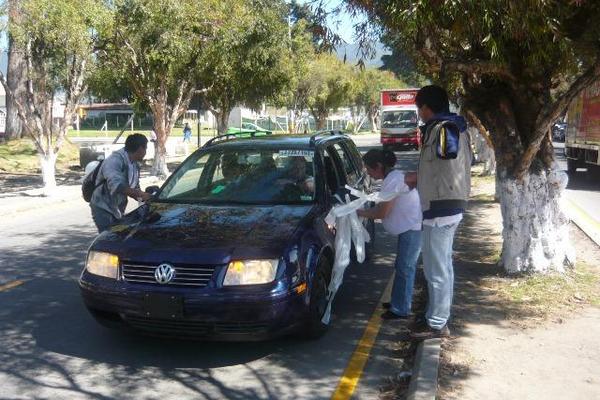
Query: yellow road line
566 198 600 231
0 280 25 292
331 275 394 400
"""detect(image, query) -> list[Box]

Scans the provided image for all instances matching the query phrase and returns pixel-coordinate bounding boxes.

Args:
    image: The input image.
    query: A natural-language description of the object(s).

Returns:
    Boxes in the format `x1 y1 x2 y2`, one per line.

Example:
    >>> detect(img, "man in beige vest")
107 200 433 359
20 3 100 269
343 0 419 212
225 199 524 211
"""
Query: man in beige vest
408 85 472 340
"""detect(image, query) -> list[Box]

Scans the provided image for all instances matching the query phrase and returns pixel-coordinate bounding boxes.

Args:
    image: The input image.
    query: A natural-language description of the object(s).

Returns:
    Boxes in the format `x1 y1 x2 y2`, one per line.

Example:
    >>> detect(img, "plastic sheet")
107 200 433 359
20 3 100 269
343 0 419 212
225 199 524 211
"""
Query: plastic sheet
321 184 407 324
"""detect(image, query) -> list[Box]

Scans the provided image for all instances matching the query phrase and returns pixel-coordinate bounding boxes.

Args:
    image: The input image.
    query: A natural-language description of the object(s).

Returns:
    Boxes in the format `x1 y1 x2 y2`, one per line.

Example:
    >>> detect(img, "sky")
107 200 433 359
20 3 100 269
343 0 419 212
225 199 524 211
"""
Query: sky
295 0 367 44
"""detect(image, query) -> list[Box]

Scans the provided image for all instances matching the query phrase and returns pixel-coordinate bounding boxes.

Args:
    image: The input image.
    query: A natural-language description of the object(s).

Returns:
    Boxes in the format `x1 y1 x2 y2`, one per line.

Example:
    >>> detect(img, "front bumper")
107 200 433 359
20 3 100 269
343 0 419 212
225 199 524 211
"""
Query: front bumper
79 271 307 341
381 135 420 147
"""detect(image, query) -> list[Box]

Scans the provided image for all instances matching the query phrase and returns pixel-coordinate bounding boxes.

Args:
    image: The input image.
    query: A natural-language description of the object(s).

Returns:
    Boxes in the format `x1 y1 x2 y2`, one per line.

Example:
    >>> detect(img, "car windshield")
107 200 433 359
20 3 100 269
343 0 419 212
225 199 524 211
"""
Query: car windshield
157 148 316 205
381 110 418 129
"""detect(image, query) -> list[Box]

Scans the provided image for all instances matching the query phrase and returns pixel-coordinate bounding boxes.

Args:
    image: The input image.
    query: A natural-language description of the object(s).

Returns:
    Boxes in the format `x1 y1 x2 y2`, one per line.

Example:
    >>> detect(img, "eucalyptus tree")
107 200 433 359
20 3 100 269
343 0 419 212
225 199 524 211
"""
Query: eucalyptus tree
200 0 293 134
347 0 600 273
302 53 354 130
0 0 109 194
349 68 405 133
101 0 227 178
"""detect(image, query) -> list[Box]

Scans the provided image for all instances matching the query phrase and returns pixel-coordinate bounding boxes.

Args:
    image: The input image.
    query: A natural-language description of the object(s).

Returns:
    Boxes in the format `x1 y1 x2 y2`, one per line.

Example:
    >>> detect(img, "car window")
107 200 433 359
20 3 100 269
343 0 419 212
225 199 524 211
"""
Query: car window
158 148 316 205
332 142 360 186
324 146 344 193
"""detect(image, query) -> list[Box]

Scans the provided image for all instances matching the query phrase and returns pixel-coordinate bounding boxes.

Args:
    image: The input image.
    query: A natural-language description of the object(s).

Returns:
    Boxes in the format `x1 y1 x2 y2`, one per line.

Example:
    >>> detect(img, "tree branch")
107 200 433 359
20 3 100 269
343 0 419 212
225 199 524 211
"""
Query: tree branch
515 60 600 179
443 60 517 83
464 109 494 148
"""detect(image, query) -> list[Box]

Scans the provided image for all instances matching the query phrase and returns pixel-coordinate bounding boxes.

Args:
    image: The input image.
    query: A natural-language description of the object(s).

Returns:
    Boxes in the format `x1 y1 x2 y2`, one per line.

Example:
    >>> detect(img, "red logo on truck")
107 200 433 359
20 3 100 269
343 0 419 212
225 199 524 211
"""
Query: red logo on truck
381 89 418 107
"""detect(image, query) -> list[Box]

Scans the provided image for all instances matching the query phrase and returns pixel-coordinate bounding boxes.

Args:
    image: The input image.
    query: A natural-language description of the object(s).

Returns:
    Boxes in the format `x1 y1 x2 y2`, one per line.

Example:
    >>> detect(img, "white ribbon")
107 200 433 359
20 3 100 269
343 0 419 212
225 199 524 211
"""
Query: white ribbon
321 184 405 324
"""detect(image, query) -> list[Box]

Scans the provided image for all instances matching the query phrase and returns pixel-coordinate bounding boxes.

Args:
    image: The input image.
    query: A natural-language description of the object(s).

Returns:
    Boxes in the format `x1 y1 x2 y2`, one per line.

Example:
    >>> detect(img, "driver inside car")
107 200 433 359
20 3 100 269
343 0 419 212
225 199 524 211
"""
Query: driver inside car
210 153 244 194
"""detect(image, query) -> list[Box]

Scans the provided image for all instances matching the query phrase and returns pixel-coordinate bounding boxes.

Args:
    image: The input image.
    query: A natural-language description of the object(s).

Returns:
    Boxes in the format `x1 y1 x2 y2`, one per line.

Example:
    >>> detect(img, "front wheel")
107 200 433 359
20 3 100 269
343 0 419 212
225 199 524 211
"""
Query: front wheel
302 259 332 339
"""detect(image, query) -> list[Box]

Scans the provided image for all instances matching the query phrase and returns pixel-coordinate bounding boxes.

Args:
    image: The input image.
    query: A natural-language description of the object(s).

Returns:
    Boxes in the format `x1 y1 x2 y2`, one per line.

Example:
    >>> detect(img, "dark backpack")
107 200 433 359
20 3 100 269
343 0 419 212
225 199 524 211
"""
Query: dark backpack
82 160 105 202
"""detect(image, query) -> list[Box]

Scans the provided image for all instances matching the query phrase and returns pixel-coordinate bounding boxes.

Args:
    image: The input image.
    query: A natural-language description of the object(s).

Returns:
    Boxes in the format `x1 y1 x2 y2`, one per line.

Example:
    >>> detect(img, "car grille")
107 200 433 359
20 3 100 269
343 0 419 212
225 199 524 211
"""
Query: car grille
121 262 218 287
125 316 269 337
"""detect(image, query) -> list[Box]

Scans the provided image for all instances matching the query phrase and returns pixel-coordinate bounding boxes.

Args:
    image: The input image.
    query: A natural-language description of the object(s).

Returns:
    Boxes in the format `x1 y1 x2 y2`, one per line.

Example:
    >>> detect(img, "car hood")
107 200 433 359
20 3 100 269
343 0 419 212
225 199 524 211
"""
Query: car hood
93 202 314 264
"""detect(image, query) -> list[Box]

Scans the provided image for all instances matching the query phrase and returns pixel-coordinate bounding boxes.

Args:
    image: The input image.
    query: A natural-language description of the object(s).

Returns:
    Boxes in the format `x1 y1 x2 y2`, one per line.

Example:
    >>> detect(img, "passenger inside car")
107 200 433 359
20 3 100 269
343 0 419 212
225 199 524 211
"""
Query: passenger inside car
276 156 315 199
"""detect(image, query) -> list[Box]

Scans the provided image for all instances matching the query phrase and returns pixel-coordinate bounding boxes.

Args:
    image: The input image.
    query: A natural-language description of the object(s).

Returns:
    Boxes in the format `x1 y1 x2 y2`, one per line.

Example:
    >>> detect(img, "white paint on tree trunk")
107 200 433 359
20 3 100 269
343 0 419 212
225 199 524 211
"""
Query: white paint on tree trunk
471 127 496 175
152 150 169 179
39 153 57 196
499 167 575 273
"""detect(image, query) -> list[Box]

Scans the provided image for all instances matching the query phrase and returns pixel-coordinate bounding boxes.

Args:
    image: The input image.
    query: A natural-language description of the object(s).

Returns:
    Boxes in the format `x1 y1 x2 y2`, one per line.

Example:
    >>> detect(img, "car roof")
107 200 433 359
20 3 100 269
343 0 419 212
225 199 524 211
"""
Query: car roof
203 131 351 151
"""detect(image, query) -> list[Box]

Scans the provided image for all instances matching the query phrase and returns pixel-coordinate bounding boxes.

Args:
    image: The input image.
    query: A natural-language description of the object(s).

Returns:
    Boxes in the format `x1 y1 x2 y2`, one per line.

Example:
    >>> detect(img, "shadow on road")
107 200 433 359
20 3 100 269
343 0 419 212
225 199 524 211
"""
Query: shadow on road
0 221 397 399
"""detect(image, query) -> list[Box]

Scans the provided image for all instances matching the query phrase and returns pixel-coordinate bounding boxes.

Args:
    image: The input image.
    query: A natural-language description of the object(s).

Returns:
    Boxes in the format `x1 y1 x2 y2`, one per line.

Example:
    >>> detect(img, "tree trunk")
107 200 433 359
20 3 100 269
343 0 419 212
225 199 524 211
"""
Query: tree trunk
465 91 575 274
6 1 26 140
470 127 496 176
287 109 295 134
39 152 57 196
152 139 169 178
497 167 575 273
312 109 327 130
217 110 231 134
368 107 378 132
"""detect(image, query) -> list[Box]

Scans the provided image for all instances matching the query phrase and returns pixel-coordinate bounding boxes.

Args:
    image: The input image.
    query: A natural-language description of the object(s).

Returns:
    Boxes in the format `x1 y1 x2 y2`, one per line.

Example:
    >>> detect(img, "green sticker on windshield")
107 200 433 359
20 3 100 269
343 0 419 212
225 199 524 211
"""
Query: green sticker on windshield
211 185 226 194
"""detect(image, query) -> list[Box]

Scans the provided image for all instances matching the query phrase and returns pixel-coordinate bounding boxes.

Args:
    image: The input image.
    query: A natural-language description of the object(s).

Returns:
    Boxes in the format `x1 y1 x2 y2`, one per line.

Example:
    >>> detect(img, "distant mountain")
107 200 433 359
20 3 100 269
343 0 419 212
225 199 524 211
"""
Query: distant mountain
335 42 390 68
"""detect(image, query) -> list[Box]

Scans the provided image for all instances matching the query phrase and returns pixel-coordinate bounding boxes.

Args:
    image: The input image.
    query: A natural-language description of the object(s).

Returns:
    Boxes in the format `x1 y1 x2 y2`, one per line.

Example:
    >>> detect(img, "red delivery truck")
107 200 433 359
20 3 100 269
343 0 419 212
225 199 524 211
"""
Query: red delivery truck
380 88 421 150
565 80 600 176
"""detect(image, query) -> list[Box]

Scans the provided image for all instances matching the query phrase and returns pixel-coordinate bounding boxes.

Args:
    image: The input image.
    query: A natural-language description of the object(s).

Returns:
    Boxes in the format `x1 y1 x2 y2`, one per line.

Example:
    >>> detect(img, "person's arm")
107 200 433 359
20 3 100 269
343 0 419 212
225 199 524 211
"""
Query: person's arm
123 186 152 202
357 200 394 220
104 156 151 201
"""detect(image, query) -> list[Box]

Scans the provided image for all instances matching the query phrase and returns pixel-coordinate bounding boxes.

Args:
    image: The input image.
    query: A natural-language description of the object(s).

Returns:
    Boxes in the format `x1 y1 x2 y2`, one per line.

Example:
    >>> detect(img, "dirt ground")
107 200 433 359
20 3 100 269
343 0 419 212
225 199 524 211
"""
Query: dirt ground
438 175 600 400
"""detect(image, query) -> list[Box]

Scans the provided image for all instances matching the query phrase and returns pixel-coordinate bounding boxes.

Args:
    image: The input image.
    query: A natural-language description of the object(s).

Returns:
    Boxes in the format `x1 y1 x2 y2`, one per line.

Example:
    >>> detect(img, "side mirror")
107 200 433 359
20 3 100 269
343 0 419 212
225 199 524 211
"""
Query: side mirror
145 185 160 196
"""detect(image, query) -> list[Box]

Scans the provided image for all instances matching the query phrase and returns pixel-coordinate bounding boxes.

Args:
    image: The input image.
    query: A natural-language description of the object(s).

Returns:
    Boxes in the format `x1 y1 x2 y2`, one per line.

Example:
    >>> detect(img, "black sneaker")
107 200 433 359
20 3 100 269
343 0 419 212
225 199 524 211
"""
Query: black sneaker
382 302 391 309
409 320 450 340
381 310 410 320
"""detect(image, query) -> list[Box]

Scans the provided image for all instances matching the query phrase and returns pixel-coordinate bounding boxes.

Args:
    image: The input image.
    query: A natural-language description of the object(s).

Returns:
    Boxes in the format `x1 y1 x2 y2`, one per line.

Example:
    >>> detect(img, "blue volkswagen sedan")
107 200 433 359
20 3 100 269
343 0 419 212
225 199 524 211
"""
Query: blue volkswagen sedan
79 131 372 340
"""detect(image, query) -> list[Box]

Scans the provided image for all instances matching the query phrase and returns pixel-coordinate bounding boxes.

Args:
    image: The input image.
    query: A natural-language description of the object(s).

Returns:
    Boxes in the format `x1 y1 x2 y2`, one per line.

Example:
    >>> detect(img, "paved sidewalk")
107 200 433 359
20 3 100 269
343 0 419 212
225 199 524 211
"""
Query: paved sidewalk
439 191 600 400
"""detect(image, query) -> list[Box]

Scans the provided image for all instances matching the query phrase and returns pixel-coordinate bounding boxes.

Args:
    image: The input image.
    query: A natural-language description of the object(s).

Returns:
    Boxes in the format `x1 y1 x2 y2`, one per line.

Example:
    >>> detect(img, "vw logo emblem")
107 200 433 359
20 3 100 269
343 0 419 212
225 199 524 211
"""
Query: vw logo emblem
154 263 175 284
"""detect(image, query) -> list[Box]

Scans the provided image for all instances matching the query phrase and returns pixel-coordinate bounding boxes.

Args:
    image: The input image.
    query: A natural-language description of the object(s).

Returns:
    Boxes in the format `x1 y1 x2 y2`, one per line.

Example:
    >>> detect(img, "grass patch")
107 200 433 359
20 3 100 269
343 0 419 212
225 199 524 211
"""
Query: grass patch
471 173 495 187
470 193 496 202
0 138 80 174
494 262 600 320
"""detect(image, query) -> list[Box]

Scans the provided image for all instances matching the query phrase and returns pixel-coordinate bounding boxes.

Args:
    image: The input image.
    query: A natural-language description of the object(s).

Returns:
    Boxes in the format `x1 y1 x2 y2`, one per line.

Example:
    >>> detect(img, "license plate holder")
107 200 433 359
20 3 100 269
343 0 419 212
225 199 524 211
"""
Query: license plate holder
142 293 183 319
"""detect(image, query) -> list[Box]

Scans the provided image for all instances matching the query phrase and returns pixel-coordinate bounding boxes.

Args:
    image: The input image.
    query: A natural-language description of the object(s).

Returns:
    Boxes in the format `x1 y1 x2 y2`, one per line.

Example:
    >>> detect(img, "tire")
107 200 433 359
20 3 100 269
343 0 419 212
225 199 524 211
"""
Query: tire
302 258 332 339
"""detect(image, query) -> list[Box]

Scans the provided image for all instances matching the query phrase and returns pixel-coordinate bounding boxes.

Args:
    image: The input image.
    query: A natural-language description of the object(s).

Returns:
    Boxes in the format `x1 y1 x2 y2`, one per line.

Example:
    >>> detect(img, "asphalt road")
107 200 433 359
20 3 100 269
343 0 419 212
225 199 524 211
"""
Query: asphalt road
554 142 600 226
0 135 421 400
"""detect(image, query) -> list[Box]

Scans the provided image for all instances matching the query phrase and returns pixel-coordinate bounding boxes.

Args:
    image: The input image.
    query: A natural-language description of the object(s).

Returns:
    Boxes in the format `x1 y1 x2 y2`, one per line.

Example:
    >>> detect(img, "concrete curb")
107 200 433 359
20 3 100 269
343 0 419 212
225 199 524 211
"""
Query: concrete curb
406 338 442 400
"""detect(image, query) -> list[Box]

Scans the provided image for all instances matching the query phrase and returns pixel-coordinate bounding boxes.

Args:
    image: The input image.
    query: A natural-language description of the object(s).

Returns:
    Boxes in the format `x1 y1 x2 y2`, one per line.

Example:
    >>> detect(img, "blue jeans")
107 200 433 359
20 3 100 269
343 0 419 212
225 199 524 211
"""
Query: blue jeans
90 205 118 233
390 229 422 316
422 222 460 330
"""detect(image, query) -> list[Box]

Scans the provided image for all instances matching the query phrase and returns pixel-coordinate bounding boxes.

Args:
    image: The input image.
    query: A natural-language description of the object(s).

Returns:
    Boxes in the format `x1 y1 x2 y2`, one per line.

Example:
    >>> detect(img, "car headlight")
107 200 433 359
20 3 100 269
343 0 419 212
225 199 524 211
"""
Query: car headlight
223 259 278 286
86 251 119 279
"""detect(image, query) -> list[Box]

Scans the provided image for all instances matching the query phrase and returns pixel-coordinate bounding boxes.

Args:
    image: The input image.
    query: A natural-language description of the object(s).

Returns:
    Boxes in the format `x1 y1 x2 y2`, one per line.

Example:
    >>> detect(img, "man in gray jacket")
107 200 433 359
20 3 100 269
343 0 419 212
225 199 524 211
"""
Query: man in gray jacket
89 134 152 232
409 85 471 340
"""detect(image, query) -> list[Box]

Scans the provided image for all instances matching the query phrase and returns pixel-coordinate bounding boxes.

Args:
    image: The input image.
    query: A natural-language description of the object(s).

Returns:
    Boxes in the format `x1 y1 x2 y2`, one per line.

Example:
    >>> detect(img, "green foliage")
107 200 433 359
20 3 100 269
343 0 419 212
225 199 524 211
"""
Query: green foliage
379 34 428 87
13 0 109 94
102 0 223 112
348 0 600 174
202 0 293 116
350 68 405 112
302 53 354 122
